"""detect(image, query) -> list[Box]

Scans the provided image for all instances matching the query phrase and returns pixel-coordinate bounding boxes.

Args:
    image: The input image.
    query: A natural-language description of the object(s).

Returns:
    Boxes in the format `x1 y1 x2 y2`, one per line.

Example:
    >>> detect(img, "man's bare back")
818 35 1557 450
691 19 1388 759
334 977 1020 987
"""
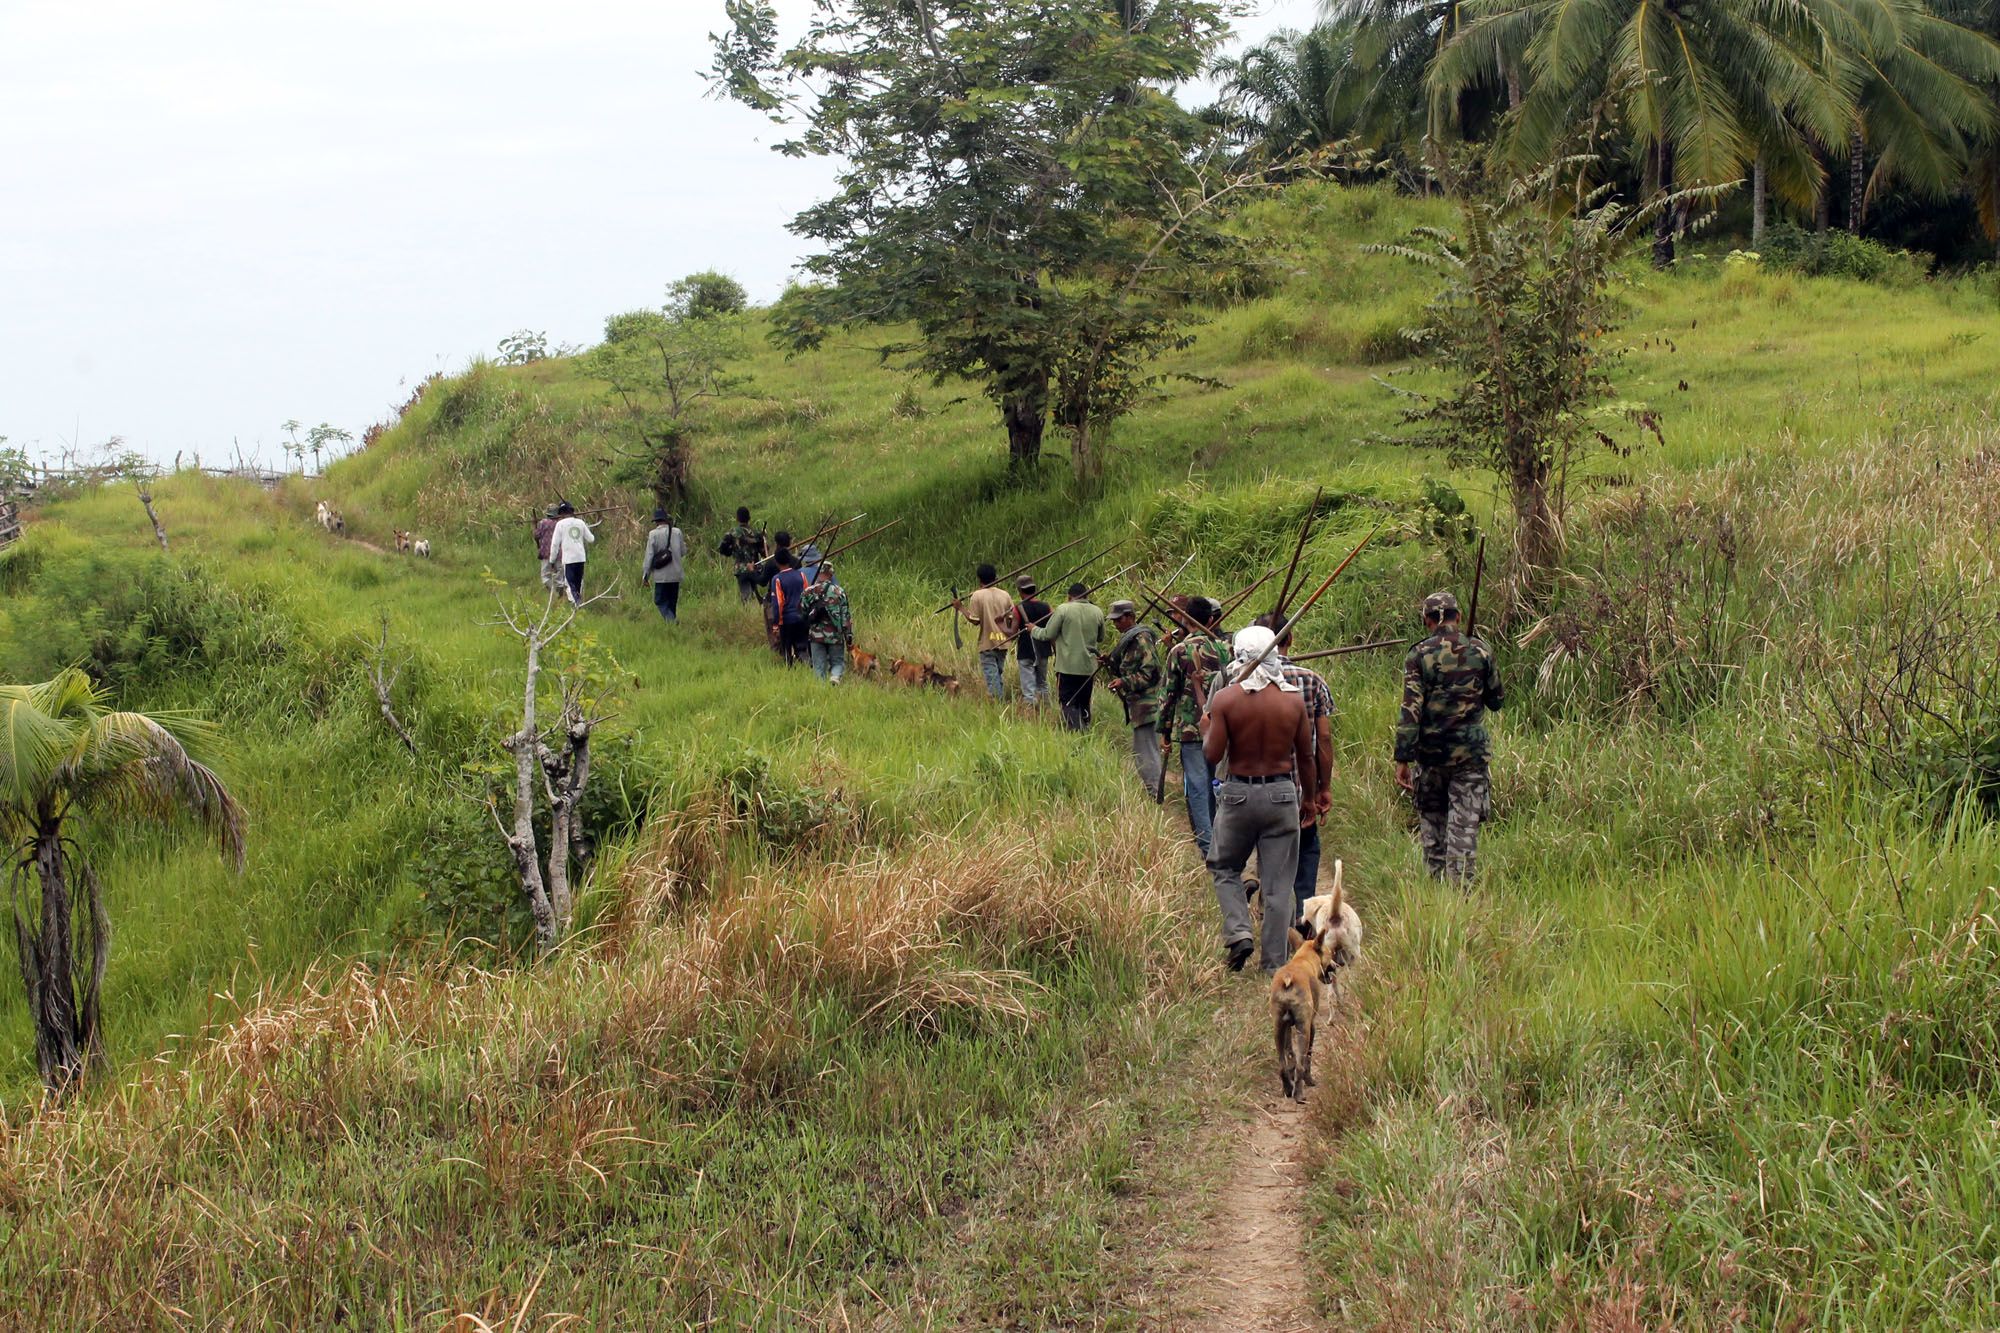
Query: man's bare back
1204 683 1316 803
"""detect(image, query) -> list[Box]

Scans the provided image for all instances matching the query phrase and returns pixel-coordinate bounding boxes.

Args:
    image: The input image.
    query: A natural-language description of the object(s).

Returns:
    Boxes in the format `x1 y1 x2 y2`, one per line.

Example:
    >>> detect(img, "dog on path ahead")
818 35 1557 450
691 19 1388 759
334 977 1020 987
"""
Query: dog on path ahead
1269 927 1329 1102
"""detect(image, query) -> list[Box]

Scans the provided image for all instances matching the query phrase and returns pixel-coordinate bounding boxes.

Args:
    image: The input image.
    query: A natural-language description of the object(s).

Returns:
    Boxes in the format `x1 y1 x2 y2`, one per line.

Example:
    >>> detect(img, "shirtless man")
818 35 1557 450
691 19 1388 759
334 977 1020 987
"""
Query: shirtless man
1202 625 1318 972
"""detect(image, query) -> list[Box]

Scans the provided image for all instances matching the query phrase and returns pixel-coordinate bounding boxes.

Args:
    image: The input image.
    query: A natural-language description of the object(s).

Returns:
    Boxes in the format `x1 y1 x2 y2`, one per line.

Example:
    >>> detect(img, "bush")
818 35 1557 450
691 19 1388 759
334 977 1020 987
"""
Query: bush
670 271 749 320
1760 224 1930 286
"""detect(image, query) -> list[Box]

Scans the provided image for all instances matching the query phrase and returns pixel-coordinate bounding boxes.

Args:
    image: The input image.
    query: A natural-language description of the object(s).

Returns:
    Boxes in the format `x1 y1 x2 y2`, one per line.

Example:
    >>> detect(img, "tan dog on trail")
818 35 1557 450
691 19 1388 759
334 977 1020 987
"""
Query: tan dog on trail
849 648 879 678
1269 926 1329 1102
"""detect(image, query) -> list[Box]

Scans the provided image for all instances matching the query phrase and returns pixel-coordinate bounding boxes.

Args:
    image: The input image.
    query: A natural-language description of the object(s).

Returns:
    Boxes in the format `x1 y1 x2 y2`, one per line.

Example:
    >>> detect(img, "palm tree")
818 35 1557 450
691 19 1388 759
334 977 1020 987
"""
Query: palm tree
2 669 243 1094
1938 0 2000 253
1432 0 1849 263
1209 17 1441 172
1822 0 2000 234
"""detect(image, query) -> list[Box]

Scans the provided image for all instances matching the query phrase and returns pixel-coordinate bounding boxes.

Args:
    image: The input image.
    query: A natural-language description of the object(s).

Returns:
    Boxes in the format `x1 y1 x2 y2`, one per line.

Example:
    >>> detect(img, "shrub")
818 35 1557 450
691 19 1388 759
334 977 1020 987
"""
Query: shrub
669 271 749 320
1759 224 1929 286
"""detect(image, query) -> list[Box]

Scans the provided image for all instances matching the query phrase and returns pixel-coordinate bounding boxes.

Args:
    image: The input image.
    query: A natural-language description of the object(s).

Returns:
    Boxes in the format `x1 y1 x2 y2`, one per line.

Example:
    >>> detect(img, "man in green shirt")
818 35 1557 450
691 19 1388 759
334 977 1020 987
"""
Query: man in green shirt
1032 582 1106 732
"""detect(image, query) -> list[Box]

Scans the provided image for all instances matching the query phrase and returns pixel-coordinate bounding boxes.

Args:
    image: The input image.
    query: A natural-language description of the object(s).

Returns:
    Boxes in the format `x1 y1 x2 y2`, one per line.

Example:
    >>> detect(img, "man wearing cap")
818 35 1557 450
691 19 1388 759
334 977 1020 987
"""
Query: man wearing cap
641 507 686 622
1394 591 1505 884
1103 600 1164 791
722 506 766 605
802 561 852 684
954 564 1016 702
1203 626 1318 972
548 502 595 605
533 504 560 590
1162 596 1227 856
1033 583 1106 731
1013 576 1053 709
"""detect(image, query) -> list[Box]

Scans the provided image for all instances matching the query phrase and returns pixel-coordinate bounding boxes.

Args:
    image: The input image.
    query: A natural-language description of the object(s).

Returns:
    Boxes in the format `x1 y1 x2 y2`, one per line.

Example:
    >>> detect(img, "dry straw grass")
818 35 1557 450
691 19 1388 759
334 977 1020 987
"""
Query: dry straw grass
0 794 1199 1327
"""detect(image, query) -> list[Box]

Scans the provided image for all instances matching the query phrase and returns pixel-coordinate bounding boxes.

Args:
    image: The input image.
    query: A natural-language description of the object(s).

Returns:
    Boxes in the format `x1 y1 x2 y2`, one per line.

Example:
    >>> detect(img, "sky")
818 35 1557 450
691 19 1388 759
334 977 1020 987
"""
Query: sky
0 1 1320 468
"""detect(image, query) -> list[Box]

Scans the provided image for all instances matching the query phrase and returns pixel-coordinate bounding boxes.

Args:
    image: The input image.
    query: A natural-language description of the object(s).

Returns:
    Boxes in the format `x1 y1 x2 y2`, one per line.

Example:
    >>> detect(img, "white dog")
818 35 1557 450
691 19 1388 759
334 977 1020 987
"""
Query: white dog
1295 859 1364 983
412 537 431 558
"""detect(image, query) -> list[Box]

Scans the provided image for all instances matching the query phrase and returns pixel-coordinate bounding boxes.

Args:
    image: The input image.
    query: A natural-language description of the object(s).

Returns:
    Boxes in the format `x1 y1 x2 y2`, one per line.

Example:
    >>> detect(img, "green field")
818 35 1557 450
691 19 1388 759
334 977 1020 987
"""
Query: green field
4 182 2000 1326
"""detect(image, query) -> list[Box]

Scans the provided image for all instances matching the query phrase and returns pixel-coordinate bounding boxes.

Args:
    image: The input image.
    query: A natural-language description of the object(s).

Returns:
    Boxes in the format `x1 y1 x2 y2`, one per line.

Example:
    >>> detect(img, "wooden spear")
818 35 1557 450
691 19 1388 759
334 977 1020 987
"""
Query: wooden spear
932 532 1092 614
1233 521 1384 684
1270 485 1324 618
818 518 901 564
1216 567 1278 623
1288 637 1407 664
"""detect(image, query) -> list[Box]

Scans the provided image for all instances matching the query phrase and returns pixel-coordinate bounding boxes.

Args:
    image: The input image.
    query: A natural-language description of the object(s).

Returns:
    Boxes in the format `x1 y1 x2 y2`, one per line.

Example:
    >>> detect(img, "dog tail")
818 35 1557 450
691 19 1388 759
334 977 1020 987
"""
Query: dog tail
1329 858 1344 920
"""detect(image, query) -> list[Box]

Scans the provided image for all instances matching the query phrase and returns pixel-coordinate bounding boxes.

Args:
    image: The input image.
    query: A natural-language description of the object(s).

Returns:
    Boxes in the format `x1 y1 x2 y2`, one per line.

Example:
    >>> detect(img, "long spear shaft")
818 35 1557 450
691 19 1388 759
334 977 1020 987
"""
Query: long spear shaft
932 532 1092 614
1038 537 1129 598
819 518 901 564
1080 560 1141 599
997 539 1130 646
1466 535 1487 637
1216 567 1278 623
1134 579 1212 639
1235 521 1384 684
1288 637 1406 663
801 511 867 554
1271 486 1324 618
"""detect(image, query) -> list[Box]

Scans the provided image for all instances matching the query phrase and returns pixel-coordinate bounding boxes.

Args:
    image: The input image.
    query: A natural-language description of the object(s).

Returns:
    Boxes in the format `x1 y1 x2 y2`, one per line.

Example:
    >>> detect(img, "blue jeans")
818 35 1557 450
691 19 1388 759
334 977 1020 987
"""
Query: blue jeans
1293 821 1321 922
1018 654 1046 706
652 581 680 621
979 649 1008 701
1180 741 1216 858
810 639 846 682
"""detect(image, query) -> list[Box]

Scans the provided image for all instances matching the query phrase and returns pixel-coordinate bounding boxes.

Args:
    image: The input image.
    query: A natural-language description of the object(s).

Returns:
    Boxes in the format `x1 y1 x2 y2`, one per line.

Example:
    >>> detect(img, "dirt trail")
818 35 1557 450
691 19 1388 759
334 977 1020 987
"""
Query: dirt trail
1178 1086 1324 1332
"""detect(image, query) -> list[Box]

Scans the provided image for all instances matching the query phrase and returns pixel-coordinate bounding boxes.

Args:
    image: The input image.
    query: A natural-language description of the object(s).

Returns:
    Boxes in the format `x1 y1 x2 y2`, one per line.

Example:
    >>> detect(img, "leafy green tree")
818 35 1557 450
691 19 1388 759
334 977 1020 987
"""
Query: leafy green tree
305 423 353 474
713 0 1259 482
496 330 551 365
582 278 749 506
671 271 749 319
1 669 243 1093
1941 0 2000 253
1376 155 1721 598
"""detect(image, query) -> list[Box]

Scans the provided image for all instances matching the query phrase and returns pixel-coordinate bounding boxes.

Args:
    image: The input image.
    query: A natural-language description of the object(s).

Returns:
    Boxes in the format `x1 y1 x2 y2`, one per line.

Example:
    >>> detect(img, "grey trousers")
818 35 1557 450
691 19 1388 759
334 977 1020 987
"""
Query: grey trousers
1132 723 1162 792
1207 778 1301 969
1414 761 1491 883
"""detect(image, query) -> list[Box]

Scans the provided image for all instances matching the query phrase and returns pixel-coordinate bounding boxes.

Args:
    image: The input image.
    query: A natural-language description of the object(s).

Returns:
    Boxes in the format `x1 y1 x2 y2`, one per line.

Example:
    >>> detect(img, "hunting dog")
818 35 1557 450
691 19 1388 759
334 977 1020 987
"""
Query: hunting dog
1270 926 1330 1102
849 648 880 678
889 657 927 687
393 529 412 553
1295 859 1364 988
412 537 431 557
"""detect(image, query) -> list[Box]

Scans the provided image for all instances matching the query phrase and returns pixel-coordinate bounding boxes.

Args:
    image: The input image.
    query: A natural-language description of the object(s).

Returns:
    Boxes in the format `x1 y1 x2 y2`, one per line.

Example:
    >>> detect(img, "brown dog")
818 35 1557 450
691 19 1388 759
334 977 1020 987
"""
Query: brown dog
890 657 927 687
849 648 879 678
393 529 412 553
925 666 961 695
1270 927 1329 1102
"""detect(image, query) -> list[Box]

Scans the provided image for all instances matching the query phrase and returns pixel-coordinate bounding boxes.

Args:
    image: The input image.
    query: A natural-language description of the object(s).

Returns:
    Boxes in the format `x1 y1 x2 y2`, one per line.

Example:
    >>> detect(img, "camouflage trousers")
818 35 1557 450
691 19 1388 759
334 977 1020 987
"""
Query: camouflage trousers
1412 761 1491 884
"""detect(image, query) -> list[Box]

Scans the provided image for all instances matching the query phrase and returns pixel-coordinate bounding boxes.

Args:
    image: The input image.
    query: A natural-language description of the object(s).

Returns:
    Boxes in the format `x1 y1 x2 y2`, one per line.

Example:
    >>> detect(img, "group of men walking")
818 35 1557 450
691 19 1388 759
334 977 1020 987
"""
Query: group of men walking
526 501 1505 954
948 564 1504 973
722 508 853 683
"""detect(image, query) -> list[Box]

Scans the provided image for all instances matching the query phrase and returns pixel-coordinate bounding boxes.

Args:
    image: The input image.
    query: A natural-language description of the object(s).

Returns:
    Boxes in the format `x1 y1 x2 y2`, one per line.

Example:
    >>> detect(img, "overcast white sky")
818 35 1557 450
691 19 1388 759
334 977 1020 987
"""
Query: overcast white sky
0 1 1319 467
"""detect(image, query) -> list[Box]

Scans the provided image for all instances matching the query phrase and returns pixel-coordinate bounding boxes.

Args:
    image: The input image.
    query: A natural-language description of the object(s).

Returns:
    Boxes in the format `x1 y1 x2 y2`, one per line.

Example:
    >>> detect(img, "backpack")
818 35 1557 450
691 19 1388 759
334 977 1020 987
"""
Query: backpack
650 528 680 573
717 532 737 558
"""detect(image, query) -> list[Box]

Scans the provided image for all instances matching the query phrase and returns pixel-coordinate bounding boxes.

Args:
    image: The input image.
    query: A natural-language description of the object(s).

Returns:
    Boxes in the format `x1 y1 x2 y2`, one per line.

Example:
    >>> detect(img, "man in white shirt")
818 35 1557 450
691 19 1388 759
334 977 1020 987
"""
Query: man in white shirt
549 502 595 604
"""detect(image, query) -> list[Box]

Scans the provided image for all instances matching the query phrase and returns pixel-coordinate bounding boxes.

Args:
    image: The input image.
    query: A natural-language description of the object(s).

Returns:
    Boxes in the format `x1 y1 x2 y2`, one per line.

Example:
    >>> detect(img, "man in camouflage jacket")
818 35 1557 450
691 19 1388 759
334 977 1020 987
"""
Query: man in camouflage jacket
801 562 852 684
1162 596 1226 856
723 506 767 605
1104 600 1165 792
1394 590 1505 884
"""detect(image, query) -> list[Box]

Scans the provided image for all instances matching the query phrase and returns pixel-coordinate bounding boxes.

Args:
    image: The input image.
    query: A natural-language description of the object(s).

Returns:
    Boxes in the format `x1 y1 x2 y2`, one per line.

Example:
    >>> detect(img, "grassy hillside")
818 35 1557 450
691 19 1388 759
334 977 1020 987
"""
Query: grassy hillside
4 181 2000 1325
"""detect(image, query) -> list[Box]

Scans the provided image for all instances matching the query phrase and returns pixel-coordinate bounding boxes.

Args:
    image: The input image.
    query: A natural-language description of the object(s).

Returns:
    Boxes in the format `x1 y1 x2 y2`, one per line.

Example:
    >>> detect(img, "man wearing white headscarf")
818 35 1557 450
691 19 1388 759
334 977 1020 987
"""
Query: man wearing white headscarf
1200 625 1317 972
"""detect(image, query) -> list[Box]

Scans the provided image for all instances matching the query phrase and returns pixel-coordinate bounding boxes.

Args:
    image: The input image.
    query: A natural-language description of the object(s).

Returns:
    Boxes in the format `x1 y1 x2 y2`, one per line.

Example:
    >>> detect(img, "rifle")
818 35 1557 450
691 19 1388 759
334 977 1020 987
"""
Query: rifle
818 518 900 564
932 533 1091 614
1466 534 1487 637
1271 486 1324 618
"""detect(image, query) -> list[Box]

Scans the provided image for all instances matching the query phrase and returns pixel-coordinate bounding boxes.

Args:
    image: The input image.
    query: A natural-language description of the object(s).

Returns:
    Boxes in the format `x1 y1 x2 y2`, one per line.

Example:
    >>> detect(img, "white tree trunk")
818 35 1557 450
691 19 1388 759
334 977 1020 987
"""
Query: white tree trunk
1751 156 1767 249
